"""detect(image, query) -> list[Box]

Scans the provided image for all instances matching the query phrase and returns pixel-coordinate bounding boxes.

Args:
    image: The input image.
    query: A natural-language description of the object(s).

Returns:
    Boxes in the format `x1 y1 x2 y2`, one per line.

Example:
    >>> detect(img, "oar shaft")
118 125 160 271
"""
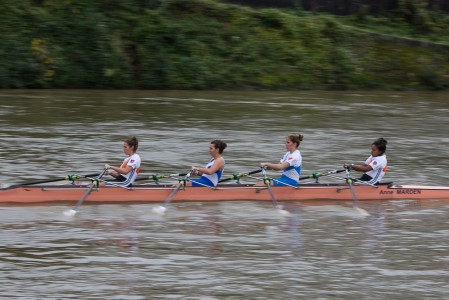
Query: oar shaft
72 169 108 211
345 169 363 210
299 169 346 181
261 167 281 208
266 182 280 207
134 173 188 182
161 170 192 208
74 182 97 211
162 183 183 207
248 169 263 176
219 169 262 183
5 173 100 189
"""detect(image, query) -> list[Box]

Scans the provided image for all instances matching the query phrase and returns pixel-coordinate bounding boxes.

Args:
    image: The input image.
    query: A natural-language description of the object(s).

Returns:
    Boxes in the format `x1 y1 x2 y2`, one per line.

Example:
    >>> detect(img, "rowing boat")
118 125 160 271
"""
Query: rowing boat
1 182 449 205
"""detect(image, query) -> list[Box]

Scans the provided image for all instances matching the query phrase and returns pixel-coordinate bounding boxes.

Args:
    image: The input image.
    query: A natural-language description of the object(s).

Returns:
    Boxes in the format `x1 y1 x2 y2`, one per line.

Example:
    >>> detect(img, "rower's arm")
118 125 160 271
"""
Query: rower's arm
344 163 372 172
193 158 224 175
105 164 133 176
261 161 290 171
353 164 372 172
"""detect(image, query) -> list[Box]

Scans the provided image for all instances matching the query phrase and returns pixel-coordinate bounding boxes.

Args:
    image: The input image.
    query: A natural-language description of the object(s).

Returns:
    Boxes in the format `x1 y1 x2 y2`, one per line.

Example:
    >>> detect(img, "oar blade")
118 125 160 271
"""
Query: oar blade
152 185 180 215
275 204 290 215
152 205 167 215
355 207 370 217
261 167 290 215
63 169 107 217
152 170 192 215
345 168 370 217
63 209 78 217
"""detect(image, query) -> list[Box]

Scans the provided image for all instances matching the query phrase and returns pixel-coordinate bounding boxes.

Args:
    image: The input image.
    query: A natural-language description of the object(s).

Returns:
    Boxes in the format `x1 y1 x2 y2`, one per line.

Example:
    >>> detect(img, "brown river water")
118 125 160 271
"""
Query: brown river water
0 90 448 299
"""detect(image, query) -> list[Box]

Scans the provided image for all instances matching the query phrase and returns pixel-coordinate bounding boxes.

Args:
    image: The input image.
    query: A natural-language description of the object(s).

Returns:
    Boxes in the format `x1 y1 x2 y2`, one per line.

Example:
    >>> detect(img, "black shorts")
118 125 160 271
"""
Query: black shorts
358 174 379 185
359 174 372 181
110 175 132 186
113 175 127 182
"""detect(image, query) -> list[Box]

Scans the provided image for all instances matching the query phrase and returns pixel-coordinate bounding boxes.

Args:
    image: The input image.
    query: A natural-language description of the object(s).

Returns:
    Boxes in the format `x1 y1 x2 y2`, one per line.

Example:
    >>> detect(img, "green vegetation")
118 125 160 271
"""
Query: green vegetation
1 0 448 90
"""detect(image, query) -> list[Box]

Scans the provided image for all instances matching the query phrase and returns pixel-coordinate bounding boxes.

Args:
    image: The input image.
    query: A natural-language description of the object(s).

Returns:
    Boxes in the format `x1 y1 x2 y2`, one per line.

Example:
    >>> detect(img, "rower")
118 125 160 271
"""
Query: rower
104 136 141 187
188 140 227 188
258 133 304 187
344 137 388 185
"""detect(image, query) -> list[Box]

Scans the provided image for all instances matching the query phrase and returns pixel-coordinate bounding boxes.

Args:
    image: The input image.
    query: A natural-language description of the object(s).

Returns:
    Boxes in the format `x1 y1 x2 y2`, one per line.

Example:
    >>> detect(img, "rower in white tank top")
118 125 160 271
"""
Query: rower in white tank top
104 137 141 187
344 138 388 185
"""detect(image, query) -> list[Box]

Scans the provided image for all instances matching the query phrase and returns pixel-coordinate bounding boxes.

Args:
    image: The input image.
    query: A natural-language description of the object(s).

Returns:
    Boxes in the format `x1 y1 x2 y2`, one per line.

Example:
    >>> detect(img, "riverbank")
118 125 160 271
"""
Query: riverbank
1 0 448 90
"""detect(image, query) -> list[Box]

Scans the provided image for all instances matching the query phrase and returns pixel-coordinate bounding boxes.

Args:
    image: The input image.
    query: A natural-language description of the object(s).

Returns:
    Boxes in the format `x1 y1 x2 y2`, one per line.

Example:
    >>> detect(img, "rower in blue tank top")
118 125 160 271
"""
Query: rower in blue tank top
259 133 304 187
189 140 227 187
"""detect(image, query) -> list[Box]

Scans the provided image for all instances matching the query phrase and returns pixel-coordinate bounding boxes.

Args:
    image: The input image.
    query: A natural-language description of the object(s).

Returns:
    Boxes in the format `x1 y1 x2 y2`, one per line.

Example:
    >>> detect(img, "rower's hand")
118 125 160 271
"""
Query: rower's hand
191 167 199 175
343 163 354 171
104 164 113 175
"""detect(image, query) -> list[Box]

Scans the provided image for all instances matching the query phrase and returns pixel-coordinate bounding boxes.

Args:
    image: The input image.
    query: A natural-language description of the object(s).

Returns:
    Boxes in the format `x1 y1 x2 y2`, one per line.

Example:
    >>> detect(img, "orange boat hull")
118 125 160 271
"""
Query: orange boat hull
1 183 449 205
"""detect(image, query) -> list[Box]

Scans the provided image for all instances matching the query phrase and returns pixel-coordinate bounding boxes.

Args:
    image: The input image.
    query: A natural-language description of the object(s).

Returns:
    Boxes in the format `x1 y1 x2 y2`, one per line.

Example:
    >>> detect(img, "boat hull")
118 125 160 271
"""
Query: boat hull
1 183 449 205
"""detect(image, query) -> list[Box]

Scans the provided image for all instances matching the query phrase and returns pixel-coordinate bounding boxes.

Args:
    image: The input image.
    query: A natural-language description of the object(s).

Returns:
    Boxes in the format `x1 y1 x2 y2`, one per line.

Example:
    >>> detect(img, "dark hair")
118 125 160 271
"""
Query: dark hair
125 136 139 152
211 140 227 154
287 133 304 148
373 138 387 155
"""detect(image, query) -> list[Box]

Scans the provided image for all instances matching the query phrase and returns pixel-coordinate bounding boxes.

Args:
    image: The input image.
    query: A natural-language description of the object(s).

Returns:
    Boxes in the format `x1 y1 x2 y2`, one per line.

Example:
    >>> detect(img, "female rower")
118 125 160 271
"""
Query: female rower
344 137 388 184
259 133 304 186
188 140 227 187
104 136 141 187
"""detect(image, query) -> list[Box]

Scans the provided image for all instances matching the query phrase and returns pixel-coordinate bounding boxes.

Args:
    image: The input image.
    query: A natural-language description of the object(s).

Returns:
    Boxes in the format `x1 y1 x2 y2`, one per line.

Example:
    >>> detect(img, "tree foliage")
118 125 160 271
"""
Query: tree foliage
0 0 448 90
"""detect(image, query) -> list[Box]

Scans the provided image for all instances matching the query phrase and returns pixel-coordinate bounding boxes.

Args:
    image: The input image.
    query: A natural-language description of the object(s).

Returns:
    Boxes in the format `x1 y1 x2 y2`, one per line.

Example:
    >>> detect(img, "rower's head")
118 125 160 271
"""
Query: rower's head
371 138 387 156
124 136 138 155
210 140 227 155
286 133 304 150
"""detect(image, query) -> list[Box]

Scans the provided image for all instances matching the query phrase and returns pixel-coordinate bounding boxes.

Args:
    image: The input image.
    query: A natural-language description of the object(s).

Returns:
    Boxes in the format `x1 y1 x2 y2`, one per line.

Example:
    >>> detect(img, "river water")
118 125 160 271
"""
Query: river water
0 90 448 299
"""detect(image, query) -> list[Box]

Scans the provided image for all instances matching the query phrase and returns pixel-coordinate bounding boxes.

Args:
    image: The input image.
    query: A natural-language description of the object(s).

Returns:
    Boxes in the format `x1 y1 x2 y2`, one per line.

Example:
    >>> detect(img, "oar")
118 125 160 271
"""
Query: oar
298 169 346 182
261 167 289 215
152 170 192 215
63 169 108 217
134 174 165 184
219 169 262 183
345 168 370 216
134 173 188 184
2 173 100 190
